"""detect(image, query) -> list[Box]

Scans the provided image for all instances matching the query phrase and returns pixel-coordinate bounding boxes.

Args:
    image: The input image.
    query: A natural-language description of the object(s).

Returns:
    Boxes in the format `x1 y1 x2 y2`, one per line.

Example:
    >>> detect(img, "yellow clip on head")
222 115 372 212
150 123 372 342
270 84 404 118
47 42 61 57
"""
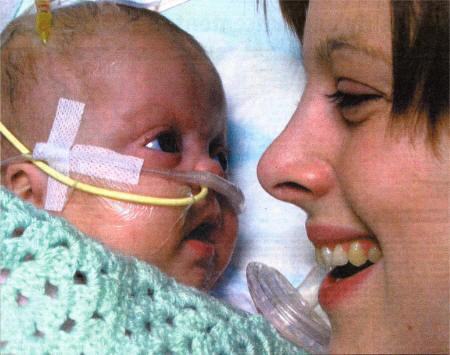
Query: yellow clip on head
36 11 52 43
35 0 52 43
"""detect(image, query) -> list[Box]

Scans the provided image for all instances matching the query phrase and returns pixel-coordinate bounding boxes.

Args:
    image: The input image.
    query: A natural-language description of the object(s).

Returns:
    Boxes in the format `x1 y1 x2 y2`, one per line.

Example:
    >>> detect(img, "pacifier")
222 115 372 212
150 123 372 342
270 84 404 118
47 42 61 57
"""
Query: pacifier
246 262 331 354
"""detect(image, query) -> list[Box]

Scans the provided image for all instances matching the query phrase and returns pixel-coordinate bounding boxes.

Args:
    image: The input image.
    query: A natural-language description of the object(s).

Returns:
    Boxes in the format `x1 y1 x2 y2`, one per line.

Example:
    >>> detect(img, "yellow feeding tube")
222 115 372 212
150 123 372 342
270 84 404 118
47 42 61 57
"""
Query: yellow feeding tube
35 0 52 43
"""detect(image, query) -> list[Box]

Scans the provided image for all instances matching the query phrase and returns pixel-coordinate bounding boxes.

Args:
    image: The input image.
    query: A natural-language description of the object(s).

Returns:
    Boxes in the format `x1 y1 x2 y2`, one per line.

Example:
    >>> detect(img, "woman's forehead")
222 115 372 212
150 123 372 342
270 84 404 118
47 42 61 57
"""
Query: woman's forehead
303 0 392 63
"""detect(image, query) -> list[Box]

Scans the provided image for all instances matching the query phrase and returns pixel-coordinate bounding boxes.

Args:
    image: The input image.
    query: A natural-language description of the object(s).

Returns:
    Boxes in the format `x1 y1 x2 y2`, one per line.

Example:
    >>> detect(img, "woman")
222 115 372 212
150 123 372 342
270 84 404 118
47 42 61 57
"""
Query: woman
257 0 449 353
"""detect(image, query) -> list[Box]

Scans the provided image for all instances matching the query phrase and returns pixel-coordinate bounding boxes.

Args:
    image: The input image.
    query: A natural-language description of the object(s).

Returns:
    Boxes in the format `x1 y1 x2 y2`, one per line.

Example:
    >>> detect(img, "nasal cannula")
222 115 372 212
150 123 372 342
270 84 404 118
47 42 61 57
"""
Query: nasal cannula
0 121 245 213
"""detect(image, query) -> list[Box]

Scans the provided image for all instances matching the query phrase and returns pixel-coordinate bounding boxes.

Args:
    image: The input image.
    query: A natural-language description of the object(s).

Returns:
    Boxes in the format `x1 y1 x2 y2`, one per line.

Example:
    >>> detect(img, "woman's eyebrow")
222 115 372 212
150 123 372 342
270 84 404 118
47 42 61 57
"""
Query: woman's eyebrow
315 35 390 65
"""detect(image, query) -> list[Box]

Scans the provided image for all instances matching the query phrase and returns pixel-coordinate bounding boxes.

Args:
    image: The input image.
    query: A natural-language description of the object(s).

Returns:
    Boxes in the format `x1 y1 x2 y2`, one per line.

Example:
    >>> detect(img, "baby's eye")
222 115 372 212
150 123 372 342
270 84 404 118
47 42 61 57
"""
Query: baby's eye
145 131 180 153
213 150 229 172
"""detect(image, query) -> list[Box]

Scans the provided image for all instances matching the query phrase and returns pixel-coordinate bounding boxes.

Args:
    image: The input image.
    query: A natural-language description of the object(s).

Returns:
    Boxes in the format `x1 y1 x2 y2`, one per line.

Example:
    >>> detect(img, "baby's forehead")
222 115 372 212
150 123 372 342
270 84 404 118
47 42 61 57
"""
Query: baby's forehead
35 27 213 94
67 28 214 79
56 41 223 135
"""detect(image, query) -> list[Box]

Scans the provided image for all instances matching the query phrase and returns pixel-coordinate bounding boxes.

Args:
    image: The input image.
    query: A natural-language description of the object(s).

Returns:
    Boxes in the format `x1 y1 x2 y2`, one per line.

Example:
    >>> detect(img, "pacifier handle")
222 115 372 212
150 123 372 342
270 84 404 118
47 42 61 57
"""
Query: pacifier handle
295 265 326 309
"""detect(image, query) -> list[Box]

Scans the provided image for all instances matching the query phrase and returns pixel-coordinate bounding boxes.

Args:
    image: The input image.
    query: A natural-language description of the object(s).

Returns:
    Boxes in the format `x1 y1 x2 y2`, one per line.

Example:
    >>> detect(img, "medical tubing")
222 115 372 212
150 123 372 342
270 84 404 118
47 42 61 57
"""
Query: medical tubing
0 121 208 206
142 168 245 214
0 153 30 166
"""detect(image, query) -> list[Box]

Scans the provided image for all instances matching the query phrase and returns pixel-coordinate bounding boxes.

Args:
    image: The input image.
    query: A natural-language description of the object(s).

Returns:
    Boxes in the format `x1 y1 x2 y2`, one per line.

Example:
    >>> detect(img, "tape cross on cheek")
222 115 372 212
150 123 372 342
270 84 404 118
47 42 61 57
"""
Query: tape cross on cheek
32 98 144 211
69 145 143 185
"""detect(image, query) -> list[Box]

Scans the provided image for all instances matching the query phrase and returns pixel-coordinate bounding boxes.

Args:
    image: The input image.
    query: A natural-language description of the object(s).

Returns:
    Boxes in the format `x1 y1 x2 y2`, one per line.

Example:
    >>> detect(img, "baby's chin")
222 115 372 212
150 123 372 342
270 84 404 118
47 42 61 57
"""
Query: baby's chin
157 236 223 290
165 263 218 290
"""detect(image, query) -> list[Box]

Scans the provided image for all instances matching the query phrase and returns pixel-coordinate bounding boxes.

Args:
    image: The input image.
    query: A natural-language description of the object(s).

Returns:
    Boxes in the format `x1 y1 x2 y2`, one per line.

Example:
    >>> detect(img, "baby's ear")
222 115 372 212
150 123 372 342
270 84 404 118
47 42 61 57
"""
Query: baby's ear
4 163 47 208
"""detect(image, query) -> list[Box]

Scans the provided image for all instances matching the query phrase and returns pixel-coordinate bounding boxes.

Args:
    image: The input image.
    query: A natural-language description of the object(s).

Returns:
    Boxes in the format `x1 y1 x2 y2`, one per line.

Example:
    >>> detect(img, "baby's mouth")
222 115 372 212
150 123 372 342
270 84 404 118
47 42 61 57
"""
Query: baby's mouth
183 223 216 244
315 238 382 280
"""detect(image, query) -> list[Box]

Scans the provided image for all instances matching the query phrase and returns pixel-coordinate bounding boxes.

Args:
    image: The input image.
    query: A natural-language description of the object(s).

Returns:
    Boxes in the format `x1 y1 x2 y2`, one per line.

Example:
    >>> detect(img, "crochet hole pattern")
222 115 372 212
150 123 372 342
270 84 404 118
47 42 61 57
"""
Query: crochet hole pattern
183 305 197 311
12 227 24 237
73 270 87 284
22 253 35 261
16 292 29 306
33 328 45 338
44 280 58 298
166 316 174 327
147 288 154 299
238 342 248 352
145 321 151 332
187 338 193 352
60 316 76 333
51 240 69 249
125 329 132 337
0 268 10 283
91 311 104 320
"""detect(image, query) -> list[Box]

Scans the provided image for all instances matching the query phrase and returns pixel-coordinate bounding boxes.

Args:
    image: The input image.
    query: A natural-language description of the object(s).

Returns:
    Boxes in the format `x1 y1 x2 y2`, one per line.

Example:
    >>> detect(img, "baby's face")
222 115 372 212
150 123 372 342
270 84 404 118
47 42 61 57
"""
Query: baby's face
57 32 237 290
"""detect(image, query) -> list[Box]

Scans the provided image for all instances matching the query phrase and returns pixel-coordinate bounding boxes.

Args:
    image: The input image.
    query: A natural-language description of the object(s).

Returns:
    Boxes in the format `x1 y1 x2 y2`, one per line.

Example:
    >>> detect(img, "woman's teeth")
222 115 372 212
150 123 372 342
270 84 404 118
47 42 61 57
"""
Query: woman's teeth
315 241 382 268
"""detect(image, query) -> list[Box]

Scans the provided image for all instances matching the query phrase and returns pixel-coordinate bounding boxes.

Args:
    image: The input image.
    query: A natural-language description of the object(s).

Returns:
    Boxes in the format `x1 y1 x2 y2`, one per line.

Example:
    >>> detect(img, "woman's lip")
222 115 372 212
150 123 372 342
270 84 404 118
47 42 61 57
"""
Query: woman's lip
319 262 378 311
308 225 382 311
306 223 371 246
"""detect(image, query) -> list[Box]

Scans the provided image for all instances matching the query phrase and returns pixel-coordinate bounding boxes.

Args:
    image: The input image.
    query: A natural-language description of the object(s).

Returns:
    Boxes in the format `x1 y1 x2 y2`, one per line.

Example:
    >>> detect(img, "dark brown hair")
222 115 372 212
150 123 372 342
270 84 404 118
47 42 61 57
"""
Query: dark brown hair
261 0 449 145
391 1 448 142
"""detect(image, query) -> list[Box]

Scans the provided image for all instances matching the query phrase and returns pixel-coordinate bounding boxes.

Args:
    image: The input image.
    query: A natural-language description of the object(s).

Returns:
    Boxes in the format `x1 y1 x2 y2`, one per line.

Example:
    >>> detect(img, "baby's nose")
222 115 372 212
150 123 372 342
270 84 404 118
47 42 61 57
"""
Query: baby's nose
195 154 226 179
188 156 228 209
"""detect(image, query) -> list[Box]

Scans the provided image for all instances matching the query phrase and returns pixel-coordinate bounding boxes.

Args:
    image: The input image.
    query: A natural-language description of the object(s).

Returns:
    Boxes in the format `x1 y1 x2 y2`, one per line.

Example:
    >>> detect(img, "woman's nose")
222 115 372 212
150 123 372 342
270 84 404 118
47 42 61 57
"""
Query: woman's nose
257 90 337 211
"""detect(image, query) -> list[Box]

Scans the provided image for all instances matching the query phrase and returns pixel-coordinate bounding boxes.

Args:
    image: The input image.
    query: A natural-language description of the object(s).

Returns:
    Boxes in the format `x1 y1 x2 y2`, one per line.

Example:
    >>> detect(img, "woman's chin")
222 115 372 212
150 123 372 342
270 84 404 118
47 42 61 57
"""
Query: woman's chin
319 259 382 312
324 261 388 354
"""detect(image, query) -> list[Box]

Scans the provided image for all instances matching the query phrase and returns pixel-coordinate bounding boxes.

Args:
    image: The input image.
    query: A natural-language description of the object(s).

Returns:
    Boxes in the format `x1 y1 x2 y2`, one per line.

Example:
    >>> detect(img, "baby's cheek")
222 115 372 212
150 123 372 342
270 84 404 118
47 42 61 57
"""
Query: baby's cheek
216 209 239 269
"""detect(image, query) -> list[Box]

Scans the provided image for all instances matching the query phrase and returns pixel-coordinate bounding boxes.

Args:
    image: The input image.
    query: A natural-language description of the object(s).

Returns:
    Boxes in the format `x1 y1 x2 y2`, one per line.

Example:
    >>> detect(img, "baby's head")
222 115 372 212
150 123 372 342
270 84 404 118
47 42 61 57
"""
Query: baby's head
1 2 238 290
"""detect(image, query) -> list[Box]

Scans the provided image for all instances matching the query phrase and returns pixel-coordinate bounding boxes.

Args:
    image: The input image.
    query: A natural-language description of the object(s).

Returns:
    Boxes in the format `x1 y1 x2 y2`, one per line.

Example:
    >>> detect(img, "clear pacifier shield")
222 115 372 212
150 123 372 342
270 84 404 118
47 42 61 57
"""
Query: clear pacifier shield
246 262 331 354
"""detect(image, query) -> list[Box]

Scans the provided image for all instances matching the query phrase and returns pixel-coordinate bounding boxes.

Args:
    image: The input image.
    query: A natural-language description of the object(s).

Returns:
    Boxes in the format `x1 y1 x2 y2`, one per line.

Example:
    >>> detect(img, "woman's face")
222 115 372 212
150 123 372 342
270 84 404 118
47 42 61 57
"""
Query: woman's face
258 0 449 353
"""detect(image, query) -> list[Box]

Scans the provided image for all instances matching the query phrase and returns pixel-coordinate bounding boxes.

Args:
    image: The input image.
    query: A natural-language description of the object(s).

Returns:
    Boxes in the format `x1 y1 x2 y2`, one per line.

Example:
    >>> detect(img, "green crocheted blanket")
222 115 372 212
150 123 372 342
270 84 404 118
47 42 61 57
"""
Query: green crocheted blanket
0 189 306 355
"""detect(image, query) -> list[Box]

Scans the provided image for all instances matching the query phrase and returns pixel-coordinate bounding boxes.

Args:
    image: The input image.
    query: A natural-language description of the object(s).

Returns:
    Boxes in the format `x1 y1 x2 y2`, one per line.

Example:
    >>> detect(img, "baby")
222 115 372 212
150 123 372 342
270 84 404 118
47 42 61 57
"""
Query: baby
1 1 238 291
0 3 306 354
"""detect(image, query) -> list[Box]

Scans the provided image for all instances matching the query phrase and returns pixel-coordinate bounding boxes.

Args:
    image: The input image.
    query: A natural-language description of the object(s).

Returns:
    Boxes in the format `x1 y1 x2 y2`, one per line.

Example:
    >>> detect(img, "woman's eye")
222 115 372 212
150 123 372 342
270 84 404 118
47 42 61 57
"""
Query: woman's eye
145 131 180 153
327 90 381 109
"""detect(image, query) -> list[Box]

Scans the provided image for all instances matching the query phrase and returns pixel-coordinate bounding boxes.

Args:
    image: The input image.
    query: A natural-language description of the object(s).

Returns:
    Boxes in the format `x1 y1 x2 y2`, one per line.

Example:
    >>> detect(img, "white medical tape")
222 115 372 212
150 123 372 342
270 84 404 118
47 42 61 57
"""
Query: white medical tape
36 98 85 211
69 145 143 185
33 97 144 211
